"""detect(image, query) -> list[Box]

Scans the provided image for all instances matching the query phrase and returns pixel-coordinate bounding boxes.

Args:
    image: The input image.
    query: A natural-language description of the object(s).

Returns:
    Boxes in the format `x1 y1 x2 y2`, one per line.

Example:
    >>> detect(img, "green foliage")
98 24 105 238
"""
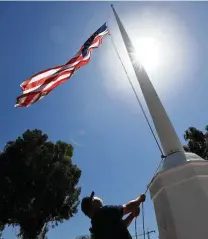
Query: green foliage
183 125 208 160
0 129 81 239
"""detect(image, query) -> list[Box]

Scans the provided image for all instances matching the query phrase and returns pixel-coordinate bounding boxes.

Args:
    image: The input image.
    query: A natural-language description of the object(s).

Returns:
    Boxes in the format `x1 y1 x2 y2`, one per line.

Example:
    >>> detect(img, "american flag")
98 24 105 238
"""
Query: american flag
15 23 109 107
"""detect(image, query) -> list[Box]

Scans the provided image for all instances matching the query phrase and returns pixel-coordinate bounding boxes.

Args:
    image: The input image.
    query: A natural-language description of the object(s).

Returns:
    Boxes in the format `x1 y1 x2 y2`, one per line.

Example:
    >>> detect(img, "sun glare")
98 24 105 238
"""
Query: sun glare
134 37 160 71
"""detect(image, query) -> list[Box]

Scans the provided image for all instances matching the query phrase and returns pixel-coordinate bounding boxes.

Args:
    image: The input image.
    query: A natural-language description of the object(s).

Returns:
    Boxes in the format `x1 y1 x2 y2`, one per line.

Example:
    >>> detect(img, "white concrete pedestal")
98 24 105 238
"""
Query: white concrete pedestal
149 153 208 239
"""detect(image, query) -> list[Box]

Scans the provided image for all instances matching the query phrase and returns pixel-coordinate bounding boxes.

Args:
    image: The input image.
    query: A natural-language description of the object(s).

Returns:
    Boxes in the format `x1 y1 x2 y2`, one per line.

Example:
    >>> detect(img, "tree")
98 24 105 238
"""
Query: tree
183 125 208 160
76 235 91 239
0 129 82 239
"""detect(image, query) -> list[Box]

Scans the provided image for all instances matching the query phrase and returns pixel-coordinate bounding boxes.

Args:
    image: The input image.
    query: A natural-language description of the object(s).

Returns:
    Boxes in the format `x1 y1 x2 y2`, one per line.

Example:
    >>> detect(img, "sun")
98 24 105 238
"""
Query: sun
133 37 161 72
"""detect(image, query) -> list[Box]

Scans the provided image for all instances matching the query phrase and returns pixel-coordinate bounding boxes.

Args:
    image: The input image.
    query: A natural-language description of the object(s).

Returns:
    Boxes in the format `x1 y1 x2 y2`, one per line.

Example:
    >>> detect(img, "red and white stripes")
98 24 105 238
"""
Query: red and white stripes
15 23 109 107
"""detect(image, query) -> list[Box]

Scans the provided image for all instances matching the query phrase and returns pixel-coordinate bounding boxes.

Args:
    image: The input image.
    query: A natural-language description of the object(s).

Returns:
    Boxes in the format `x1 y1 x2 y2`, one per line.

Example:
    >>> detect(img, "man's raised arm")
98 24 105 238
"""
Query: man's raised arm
123 207 140 227
122 194 146 215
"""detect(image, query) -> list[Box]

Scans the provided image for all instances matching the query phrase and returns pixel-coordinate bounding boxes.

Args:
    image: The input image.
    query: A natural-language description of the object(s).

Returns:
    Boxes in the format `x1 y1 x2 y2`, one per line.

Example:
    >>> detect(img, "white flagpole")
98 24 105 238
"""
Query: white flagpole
111 4 185 162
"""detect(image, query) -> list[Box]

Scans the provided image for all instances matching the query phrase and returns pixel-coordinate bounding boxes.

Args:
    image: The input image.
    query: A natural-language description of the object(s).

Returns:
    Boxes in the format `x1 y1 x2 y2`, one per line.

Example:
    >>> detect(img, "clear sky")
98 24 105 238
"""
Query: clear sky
1 1 208 239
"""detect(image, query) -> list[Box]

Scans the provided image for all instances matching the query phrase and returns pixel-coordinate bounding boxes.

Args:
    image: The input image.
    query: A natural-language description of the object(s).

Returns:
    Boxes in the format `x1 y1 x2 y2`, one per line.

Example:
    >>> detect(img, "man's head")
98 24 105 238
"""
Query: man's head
81 191 103 218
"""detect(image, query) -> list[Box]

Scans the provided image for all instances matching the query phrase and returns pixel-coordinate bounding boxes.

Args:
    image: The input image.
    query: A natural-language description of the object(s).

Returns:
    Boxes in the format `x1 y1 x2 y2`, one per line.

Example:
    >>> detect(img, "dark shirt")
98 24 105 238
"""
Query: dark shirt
91 205 132 239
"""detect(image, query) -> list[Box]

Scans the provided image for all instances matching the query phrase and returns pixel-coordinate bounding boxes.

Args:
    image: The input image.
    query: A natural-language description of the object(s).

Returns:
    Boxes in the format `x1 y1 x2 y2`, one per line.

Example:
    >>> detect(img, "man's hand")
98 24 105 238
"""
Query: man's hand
139 194 146 203
123 193 146 215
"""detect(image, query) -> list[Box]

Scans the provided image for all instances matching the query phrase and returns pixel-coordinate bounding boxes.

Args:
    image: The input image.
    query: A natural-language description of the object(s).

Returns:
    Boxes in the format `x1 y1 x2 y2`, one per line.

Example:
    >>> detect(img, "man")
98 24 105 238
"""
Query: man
81 191 146 239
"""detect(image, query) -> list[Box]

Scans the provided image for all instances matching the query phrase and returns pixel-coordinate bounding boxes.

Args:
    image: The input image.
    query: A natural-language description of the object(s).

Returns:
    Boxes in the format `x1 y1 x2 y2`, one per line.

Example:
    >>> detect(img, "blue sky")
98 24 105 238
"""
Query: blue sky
1 1 208 239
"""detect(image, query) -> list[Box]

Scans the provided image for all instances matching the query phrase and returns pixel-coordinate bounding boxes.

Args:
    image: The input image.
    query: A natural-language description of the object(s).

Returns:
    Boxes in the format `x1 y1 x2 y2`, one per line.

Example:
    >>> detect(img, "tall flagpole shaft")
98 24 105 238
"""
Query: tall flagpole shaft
110 8 208 239
111 5 185 159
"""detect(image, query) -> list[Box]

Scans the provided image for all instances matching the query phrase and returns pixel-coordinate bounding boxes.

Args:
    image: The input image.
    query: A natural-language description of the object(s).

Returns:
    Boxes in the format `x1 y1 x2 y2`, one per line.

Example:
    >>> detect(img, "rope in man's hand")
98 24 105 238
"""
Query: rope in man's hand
134 193 146 239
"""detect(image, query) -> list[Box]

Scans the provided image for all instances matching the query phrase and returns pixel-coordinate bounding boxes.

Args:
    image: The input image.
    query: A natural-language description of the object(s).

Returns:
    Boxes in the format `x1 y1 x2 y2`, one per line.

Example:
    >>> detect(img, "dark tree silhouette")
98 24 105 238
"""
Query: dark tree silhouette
183 125 208 160
0 129 81 239
76 235 91 239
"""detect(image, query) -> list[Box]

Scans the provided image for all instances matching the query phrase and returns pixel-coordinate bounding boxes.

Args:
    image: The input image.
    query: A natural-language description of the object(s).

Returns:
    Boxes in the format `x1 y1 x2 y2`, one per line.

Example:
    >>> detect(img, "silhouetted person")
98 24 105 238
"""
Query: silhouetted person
81 191 146 239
